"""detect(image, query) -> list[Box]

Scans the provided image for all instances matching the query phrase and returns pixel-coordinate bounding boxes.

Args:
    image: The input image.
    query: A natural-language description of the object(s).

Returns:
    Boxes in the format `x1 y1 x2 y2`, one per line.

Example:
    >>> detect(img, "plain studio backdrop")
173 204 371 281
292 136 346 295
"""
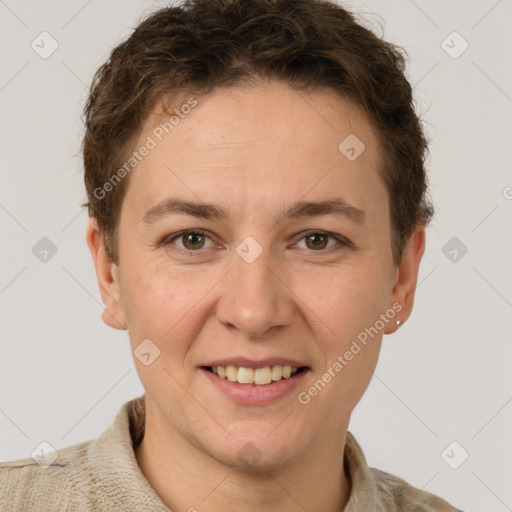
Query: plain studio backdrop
0 1 511 511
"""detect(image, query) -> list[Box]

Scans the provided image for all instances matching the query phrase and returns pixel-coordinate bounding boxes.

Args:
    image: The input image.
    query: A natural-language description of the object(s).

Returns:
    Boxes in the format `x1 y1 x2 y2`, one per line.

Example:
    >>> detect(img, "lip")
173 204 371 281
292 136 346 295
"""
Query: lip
200 366 310 405
204 357 307 369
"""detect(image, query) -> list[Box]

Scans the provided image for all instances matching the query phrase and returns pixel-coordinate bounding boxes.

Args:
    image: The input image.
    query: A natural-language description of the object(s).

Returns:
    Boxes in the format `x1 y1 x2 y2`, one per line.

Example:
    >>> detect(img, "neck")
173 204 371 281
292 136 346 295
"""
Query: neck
135 401 352 512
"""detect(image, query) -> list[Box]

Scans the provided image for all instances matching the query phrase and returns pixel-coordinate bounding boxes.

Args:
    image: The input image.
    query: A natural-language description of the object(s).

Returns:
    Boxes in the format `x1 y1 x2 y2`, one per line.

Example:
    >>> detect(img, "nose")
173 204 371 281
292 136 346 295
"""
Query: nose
215 248 294 339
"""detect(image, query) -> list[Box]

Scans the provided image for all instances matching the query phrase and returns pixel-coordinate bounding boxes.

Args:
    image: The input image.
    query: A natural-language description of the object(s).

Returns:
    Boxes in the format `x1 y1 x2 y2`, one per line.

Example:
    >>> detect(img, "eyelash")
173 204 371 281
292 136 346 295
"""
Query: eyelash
163 229 350 256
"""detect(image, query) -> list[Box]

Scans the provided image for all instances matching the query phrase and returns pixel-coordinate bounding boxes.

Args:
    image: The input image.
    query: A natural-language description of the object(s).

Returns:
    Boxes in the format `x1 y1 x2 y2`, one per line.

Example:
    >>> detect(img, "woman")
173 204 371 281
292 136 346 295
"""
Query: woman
0 0 463 510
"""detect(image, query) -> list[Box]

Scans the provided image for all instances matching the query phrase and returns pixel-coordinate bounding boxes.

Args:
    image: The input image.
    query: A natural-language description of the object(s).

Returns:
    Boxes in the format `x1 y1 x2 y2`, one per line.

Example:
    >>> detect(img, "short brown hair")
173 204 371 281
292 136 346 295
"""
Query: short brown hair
82 0 433 265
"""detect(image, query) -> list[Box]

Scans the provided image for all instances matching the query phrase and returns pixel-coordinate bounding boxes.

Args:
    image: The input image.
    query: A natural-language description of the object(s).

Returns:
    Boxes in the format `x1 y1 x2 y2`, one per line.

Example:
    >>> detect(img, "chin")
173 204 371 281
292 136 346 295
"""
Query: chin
201 425 309 471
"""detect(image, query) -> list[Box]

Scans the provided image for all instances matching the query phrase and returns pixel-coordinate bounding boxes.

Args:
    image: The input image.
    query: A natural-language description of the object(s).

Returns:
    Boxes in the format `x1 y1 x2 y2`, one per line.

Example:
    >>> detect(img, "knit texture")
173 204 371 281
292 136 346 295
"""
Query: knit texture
1 395 463 511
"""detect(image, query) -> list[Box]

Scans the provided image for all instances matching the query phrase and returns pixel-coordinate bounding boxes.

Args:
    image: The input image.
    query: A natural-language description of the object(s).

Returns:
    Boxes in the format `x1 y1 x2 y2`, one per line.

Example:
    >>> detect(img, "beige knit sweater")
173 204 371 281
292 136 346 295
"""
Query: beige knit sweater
0 395 463 511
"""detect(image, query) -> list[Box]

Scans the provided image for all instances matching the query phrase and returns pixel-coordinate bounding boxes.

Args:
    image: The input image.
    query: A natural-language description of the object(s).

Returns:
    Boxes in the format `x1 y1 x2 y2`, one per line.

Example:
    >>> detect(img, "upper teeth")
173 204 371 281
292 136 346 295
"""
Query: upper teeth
211 365 299 385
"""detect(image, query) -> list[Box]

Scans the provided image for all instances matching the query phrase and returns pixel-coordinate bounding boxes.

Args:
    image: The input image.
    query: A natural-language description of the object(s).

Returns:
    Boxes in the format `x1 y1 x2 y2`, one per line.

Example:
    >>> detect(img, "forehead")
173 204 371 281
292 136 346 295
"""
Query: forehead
146 83 379 154
122 82 386 223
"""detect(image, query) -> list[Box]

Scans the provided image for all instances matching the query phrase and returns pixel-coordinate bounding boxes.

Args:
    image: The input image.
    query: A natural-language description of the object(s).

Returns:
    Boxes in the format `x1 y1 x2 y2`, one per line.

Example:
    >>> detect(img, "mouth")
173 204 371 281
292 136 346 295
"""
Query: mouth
202 364 309 386
199 357 311 404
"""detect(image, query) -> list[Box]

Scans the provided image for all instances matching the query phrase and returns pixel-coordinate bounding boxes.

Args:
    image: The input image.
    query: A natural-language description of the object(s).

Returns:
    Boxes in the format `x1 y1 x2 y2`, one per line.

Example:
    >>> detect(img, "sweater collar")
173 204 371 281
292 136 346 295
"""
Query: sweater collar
87 394 171 510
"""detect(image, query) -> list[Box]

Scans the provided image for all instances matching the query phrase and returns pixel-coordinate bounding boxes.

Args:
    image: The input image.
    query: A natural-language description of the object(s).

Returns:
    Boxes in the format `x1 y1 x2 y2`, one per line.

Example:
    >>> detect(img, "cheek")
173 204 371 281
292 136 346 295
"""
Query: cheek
295 260 389 397
120 259 228 368
294 260 391 339
121 262 198 345
297 269 386 429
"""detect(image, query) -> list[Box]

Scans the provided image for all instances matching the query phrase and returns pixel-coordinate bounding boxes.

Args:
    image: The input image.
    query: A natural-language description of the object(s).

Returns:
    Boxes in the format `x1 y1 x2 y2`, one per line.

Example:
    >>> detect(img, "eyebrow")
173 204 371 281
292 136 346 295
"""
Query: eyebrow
142 196 365 225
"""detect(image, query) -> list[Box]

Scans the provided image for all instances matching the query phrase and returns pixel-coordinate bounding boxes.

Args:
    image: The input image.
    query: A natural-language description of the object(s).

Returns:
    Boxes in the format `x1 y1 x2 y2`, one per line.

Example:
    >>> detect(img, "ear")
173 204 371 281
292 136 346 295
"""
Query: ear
384 224 426 335
85 218 127 330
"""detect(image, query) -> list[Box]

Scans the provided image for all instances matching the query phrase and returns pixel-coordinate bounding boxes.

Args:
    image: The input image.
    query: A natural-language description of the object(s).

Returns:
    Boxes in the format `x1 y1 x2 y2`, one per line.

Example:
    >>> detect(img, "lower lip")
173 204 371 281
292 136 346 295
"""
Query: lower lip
200 367 309 405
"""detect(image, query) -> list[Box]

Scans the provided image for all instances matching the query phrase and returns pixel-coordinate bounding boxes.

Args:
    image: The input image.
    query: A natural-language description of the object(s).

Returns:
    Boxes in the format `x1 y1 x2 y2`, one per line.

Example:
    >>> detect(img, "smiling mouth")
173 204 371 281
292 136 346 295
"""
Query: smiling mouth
203 365 308 385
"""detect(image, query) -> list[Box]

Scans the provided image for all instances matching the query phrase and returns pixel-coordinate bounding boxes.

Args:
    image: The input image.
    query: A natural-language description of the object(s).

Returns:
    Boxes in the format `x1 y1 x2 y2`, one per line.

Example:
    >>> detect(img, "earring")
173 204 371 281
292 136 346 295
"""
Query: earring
396 320 402 329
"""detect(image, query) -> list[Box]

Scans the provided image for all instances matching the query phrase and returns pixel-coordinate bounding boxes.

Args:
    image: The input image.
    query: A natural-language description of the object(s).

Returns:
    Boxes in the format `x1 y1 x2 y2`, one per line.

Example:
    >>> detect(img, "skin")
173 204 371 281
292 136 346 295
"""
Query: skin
87 81 425 512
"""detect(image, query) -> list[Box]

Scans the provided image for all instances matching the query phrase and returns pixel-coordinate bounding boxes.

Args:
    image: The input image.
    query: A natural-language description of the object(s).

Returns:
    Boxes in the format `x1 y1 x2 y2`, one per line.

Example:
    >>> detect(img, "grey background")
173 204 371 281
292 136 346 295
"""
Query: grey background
1 1 511 510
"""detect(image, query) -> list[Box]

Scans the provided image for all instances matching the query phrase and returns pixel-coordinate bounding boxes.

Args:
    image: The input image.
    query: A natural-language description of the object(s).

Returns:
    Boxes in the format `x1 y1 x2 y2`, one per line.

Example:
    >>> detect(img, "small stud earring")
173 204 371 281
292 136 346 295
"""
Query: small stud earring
396 320 402 329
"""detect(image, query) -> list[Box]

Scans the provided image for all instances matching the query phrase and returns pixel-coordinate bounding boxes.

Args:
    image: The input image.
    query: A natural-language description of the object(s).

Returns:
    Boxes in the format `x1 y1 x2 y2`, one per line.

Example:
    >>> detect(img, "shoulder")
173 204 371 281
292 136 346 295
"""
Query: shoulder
370 467 464 512
0 439 95 511
0 395 152 512
344 432 464 512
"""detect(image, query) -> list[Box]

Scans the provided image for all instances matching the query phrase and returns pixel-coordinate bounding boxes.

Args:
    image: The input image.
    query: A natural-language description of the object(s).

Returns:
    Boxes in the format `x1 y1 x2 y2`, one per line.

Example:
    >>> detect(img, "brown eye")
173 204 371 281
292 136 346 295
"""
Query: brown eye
305 233 329 250
182 232 206 250
166 230 215 253
296 231 344 251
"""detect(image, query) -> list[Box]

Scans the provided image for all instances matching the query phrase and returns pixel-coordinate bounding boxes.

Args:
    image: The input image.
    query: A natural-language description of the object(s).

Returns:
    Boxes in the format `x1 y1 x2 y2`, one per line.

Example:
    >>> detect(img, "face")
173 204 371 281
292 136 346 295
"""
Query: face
88 82 424 470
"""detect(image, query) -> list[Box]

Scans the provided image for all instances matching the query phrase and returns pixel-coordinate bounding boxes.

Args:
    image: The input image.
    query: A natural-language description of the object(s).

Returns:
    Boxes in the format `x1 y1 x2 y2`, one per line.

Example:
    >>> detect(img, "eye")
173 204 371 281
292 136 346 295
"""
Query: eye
294 231 347 251
163 229 349 256
165 230 216 254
